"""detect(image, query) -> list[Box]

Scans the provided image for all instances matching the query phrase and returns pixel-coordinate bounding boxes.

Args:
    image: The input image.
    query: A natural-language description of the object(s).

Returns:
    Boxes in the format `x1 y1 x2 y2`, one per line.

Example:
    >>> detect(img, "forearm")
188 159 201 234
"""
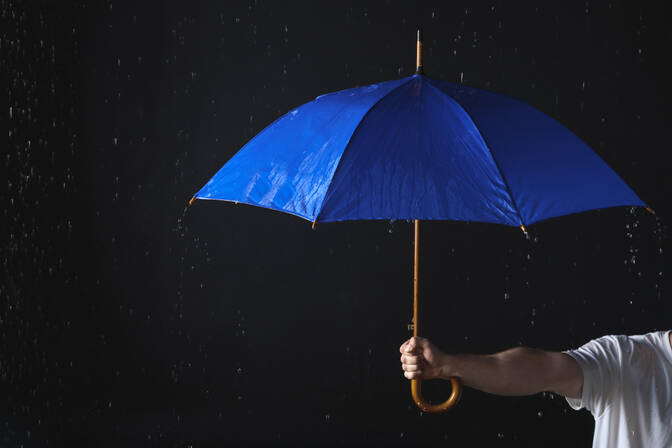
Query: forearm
439 347 562 396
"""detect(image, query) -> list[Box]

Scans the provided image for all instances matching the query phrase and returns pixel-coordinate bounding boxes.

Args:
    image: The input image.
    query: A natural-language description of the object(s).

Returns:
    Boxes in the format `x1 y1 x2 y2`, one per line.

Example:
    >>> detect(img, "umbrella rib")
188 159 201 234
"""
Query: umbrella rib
425 79 526 229
312 76 417 224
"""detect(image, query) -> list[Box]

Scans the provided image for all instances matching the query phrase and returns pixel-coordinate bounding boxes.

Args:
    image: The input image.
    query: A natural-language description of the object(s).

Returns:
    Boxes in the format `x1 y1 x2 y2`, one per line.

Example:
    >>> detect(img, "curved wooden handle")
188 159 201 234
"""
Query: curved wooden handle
411 377 462 413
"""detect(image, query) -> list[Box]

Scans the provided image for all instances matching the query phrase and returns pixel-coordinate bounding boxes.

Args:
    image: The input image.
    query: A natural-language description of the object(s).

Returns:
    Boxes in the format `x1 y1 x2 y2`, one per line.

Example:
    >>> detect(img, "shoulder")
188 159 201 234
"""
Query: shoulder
563 335 628 415
625 331 672 372
629 330 671 349
568 334 628 363
565 332 668 373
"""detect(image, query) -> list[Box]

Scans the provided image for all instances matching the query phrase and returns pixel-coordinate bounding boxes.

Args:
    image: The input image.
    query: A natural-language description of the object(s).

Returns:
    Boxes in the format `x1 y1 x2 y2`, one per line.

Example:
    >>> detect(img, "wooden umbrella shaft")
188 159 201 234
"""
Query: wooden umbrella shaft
410 219 462 413
413 219 420 337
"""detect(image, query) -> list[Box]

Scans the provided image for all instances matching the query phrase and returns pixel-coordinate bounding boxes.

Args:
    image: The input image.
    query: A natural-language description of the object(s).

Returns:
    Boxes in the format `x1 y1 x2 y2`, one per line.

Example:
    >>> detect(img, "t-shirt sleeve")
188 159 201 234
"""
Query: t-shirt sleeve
563 335 625 417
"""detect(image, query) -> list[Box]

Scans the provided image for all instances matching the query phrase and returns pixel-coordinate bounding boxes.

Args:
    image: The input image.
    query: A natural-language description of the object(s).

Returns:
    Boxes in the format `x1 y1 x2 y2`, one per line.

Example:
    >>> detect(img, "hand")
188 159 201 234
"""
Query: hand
399 336 447 380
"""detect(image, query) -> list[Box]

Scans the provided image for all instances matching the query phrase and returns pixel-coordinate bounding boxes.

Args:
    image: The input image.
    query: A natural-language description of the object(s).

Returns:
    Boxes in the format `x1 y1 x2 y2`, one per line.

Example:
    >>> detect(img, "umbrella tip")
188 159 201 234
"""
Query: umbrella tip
312 219 317 230
646 206 655 215
520 224 527 234
189 196 196 206
415 29 424 75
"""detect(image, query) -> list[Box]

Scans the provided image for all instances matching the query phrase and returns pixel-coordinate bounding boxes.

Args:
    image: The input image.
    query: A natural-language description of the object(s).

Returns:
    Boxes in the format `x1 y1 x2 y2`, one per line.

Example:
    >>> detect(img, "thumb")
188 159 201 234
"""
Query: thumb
406 336 420 352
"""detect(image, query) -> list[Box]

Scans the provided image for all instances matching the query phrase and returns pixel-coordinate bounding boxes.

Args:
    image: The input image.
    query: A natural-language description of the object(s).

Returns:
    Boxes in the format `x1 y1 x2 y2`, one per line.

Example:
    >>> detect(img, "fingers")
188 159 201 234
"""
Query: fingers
404 370 422 380
400 352 422 365
400 350 425 380
402 359 423 379
402 362 421 372
400 337 432 380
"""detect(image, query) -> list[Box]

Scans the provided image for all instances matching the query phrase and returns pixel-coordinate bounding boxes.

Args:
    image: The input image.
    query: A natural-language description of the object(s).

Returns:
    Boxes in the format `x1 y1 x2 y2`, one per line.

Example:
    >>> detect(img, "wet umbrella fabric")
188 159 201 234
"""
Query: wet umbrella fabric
191 72 647 414
193 74 645 226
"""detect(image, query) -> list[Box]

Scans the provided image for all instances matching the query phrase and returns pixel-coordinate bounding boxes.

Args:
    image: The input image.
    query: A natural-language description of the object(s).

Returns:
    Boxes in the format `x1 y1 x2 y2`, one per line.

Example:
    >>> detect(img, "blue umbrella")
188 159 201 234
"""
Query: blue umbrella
190 31 649 413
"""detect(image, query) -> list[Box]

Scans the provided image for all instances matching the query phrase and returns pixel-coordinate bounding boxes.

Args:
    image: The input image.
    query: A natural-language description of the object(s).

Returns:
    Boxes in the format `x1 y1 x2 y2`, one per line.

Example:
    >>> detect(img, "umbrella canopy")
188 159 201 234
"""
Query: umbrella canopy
193 74 644 226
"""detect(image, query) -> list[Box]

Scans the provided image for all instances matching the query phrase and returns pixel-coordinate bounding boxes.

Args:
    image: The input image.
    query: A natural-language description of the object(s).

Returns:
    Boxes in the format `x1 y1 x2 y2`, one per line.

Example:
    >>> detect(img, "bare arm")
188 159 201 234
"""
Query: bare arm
400 337 583 399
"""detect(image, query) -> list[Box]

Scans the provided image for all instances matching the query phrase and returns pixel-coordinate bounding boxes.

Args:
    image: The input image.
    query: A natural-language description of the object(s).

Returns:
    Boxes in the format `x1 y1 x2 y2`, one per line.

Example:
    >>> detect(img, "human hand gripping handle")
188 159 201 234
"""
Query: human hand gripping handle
400 336 461 413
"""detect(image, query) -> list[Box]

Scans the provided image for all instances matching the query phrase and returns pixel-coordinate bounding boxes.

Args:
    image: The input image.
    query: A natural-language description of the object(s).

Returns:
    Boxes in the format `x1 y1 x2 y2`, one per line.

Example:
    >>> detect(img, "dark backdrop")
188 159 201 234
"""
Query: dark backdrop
2 1 670 446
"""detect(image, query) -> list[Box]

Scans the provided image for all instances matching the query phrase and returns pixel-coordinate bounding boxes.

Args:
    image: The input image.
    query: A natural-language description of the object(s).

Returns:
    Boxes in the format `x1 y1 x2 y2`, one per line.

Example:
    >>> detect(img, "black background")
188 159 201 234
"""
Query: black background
2 1 670 446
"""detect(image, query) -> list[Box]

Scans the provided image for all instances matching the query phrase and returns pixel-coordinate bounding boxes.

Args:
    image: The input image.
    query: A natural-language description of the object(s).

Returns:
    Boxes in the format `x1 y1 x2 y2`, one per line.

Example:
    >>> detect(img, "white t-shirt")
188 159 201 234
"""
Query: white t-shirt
564 331 672 448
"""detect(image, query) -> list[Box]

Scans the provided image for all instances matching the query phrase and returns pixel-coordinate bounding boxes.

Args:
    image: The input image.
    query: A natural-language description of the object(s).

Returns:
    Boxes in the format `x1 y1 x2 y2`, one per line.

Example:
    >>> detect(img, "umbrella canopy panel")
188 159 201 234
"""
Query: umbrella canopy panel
194 75 644 225
426 77 644 225
194 77 410 221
